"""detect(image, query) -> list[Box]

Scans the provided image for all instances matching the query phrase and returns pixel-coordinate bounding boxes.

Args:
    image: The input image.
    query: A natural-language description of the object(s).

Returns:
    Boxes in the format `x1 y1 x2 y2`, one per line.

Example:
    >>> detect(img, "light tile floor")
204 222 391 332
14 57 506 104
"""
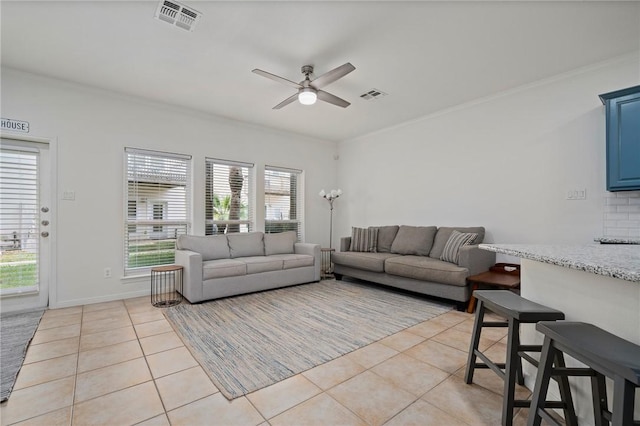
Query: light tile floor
0 295 537 426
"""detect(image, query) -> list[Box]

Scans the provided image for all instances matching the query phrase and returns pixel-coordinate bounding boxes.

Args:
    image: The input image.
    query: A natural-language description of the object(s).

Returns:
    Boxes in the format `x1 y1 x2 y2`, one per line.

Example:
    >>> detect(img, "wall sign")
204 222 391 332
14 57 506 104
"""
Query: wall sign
1 118 30 133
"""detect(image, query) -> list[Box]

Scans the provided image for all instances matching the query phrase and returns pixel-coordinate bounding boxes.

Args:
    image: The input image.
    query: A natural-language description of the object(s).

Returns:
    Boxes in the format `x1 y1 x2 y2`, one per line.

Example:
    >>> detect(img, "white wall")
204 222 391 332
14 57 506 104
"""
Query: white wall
336 54 640 252
1 68 339 308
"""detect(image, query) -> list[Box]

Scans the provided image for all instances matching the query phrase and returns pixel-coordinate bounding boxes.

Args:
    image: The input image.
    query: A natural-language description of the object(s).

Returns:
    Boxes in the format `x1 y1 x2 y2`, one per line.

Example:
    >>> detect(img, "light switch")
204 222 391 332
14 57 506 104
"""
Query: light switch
63 190 75 201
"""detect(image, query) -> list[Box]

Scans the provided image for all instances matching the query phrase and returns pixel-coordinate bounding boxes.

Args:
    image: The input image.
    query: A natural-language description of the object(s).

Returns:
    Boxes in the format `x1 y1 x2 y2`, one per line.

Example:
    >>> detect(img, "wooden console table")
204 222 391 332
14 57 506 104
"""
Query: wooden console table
466 263 520 313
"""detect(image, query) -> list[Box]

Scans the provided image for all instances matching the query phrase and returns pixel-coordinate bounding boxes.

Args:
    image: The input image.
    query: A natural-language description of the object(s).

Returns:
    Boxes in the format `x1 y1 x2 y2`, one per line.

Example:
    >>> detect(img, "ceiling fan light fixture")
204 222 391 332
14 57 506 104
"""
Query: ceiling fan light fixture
298 88 317 105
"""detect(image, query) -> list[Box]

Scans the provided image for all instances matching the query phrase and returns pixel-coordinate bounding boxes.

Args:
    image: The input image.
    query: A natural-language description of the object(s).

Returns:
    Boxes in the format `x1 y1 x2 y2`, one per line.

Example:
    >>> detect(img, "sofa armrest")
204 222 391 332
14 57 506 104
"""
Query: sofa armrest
458 245 496 276
175 249 203 303
295 243 321 281
340 237 351 252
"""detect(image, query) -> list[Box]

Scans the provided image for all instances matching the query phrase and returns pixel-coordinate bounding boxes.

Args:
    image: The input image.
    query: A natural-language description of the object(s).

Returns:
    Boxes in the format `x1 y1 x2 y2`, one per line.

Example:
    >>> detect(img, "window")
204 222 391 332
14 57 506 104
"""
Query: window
264 166 303 241
205 158 253 235
125 148 191 276
152 203 166 232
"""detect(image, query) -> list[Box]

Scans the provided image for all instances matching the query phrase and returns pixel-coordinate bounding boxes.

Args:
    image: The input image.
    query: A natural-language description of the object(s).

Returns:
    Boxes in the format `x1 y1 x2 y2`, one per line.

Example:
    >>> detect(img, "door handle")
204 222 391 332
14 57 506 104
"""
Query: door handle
41 231 49 237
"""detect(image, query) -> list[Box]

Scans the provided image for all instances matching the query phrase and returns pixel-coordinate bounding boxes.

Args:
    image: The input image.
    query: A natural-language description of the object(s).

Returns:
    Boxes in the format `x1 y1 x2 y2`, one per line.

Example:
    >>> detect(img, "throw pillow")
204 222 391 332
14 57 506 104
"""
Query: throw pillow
349 227 378 252
389 225 437 256
372 225 400 253
264 231 296 256
227 232 265 258
429 227 485 259
440 230 478 264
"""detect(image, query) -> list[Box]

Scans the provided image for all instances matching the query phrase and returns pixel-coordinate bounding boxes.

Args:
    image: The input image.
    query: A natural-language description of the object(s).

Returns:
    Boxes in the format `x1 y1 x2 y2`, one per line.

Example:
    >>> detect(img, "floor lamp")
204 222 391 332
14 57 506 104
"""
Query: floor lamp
319 188 342 249
319 189 342 278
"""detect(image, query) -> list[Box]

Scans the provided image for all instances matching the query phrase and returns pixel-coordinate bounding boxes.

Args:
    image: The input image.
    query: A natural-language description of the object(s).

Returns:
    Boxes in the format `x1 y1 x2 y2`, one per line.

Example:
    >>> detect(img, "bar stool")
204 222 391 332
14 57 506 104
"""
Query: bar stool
528 321 640 426
465 290 577 426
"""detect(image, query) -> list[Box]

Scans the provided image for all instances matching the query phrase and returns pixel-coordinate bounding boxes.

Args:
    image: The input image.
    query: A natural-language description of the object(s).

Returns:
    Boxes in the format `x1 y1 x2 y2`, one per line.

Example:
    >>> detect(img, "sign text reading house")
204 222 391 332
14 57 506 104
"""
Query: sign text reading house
1 118 30 133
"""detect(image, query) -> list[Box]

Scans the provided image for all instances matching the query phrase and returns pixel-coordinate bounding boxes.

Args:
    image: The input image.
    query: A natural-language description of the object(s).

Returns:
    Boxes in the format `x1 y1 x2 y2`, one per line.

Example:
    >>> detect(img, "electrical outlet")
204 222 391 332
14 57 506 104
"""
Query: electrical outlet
104 267 112 278
566 189 587 200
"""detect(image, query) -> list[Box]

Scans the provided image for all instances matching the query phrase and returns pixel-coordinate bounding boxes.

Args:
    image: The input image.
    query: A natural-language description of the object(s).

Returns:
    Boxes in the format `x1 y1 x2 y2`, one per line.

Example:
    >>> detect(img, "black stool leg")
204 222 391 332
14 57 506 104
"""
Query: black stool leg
590 372 608 426
503 317 520 426
465 299 485 384
516 353 525 386
527 337 556 426
553 352 578 426
611 377 635 426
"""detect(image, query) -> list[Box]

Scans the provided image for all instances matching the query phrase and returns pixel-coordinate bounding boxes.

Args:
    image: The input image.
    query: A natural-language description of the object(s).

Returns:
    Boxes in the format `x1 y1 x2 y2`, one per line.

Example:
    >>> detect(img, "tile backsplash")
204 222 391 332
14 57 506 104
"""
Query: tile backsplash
603 191 640 237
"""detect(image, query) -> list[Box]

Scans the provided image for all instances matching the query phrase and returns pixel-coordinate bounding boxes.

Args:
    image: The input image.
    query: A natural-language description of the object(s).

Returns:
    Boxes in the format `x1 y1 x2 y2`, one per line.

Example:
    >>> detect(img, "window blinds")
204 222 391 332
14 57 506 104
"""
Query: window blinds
264 166 303 241
205 158 254 235
125 148 191 275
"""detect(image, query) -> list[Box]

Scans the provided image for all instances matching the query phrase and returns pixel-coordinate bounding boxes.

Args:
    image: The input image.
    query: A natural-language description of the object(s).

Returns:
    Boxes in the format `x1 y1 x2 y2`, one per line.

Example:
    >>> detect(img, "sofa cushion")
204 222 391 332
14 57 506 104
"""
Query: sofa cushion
385 256 469 287
264 231 296 256
349 227 378 252
390 225 437 256
429 227 485 259
372 225 399 253
177 235 230 261
202 259 246 280
227 232 265 258
241 256 284 274
332 252 401 273
270 254 315 270
440 231 478 264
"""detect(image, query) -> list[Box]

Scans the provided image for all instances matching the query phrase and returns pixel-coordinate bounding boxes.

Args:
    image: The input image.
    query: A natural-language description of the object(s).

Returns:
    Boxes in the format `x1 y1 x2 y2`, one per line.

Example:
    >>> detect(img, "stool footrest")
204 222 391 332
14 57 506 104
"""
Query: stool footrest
518 344 542 352
552 367 597 377
513 400 567 409
473 350 506 379
481 321 508 328
519 352 539 367
537 408 563 426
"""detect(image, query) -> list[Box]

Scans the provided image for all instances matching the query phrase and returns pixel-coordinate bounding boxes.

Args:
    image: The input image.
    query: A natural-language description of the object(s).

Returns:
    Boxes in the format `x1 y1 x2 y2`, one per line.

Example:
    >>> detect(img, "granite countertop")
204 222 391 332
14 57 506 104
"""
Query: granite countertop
479 243 640 283
594 237 640 245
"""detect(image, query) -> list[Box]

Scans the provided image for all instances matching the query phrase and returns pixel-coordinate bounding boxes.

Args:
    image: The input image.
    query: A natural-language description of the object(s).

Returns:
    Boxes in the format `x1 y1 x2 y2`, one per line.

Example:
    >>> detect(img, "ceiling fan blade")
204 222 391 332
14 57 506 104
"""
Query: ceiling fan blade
273 93 298 109
252 69 302 89
310 63 355 89
317 90 350 108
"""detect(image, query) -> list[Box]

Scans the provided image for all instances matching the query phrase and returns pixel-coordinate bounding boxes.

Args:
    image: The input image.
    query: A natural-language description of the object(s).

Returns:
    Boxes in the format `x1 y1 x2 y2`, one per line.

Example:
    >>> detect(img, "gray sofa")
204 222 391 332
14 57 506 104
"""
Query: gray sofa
333 225 495 305
175 231 321 303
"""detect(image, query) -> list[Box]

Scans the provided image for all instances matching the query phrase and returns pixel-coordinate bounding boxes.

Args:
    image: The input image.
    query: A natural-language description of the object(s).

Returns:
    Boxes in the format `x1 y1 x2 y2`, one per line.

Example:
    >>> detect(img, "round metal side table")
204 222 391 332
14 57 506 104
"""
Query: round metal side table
151 265 183 307
321 248 335 279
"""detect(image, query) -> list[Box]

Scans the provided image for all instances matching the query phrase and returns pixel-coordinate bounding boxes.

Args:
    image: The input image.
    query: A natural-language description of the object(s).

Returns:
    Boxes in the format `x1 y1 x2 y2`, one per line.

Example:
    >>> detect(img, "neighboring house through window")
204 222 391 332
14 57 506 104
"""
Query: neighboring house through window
124 148 191 276
205 158 254 235
264 166 304 241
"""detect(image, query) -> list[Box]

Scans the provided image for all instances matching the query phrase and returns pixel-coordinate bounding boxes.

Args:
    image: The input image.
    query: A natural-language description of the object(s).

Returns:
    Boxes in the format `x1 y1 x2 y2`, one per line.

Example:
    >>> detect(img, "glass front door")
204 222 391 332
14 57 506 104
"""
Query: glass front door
0 138 50 310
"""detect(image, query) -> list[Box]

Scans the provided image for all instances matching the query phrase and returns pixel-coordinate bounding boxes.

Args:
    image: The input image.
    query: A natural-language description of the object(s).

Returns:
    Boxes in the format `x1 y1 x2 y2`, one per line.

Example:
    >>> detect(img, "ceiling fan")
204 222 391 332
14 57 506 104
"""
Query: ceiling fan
252 63 355 109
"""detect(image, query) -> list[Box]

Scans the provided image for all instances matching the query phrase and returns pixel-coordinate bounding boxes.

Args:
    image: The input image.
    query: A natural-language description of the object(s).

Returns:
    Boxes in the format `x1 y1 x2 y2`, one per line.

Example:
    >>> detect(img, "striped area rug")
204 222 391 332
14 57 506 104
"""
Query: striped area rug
164 280 452 399
1 309 45 402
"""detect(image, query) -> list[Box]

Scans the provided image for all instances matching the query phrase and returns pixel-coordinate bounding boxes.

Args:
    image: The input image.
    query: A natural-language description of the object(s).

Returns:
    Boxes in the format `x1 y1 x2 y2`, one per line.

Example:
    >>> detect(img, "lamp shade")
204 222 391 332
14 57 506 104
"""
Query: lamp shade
298 88 317 105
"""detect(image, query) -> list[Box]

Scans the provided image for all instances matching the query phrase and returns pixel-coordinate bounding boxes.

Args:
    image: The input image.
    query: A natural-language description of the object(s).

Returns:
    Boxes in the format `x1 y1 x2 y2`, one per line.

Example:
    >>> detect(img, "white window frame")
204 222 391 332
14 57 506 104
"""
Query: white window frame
264 165 304 241
205 158 254 235
124 148 191 276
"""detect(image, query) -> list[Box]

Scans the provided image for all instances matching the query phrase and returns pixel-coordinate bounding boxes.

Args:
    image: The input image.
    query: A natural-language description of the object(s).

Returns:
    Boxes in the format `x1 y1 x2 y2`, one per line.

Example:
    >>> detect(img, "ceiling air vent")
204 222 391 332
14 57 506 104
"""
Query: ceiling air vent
155 0 201 32
360 89 388 101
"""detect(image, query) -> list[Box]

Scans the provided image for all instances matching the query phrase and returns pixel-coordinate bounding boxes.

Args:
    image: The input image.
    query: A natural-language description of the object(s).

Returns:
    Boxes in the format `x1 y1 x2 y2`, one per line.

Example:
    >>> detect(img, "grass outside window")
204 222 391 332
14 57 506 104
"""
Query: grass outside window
0 250 37 290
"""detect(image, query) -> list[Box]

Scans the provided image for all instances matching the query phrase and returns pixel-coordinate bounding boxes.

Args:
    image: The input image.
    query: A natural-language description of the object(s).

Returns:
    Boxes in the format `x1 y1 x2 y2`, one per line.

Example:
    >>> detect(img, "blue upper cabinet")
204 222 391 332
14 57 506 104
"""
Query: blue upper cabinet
599 85 640 191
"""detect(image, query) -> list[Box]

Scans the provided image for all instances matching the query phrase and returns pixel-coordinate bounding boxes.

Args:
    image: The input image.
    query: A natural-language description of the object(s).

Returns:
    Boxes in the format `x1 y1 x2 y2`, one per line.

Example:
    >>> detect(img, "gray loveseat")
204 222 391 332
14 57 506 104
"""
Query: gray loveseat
175 231 320 303
333 226 495 305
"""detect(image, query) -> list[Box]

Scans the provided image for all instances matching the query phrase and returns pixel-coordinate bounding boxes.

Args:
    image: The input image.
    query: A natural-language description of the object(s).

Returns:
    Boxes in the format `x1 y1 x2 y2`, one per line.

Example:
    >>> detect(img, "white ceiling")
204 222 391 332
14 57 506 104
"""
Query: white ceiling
2 1 639 142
